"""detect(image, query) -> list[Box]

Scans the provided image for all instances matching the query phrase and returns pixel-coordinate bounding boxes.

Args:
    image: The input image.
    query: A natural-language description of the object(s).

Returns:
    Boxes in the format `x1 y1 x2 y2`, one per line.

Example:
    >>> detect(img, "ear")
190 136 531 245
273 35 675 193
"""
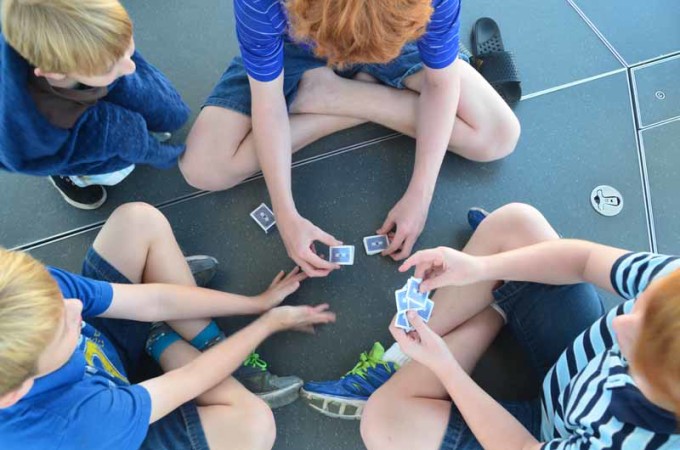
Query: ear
613 313 643 358
34 67 66 81
0 378 34 409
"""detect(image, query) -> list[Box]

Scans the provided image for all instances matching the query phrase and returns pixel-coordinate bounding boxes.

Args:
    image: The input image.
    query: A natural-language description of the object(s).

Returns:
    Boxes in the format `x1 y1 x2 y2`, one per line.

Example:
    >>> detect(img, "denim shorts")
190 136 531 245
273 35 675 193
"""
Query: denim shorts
440 281 605 450
82 248 210 450
205 40 449 116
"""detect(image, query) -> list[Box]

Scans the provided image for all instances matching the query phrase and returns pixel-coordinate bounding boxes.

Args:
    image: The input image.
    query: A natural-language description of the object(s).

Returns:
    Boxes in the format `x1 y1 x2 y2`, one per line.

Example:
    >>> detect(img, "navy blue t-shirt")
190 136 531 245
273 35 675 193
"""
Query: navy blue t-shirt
0 268 152 450
234 0 462 81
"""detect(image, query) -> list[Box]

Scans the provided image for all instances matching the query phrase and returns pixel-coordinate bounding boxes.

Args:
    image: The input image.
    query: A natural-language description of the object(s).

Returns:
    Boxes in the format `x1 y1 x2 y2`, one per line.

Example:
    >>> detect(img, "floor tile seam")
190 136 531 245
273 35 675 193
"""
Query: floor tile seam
629 50 680 69
565 0 628 67
637 115 680 133
630 53 680 129
14 132 403 253
520 68 627 101
625 71 657 252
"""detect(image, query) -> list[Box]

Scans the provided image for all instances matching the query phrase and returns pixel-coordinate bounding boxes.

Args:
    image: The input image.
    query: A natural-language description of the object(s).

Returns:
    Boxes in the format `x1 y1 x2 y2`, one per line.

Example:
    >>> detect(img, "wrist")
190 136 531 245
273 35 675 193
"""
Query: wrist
433 354 459 380
258 311 281 334
251 295 272 314
405 182 435 204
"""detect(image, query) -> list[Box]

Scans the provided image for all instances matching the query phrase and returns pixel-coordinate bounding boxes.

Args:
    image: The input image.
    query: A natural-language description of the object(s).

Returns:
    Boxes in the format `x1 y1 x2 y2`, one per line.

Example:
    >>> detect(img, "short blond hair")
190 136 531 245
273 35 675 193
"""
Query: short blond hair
1 0 133 76
0 248 63 396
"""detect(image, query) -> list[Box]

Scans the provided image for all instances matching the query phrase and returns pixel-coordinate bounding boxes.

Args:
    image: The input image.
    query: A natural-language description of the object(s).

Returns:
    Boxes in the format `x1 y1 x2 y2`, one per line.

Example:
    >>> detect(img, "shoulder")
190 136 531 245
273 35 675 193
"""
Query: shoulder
234 0 284 19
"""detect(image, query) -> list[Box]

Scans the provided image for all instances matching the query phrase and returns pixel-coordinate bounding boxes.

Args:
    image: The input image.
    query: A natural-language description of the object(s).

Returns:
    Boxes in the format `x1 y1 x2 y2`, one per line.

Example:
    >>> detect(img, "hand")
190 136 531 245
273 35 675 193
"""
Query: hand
263 304 336 334
389 310 455 375
399 246 485 292
256 267 307 310
278 212 342 277
378 191 430 261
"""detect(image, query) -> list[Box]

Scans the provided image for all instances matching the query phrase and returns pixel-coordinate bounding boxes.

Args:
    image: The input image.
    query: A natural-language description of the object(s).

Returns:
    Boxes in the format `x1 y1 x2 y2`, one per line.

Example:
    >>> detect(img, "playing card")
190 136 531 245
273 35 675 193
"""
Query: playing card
406 277 428 307
416 299 435 322
329 245 355 265
394 311 412 330
250 203 276 233
395 288 408 312
363 235 389 255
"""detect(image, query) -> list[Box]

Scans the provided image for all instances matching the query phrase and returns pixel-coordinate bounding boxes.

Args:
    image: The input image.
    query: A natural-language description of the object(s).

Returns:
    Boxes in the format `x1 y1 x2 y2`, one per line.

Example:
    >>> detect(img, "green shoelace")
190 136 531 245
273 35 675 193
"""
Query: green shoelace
345 350 389 379
243 352 268 371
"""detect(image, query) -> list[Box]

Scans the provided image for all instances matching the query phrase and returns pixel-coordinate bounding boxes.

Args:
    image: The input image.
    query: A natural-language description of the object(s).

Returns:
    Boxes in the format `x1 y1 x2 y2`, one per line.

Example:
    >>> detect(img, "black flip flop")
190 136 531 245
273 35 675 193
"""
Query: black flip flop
471 17 522 107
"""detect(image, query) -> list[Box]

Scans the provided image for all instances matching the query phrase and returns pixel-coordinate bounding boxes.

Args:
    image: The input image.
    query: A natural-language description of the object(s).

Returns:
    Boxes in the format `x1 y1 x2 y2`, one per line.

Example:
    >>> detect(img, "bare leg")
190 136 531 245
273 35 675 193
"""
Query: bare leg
292 62 520 162
180 91 365 191
360 203 560 450
92 203 275 450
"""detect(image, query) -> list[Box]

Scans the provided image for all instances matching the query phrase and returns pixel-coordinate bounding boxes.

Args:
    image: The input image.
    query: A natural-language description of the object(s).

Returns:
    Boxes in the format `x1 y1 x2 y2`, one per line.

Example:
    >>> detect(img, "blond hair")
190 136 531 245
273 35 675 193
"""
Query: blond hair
634 269 680 420
1 0 133 76
0 248 63 396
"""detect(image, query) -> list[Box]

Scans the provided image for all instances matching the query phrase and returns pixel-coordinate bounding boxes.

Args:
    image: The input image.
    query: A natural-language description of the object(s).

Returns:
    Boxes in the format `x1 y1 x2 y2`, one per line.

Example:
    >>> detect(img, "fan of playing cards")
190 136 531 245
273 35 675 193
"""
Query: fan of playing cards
394 277 434 331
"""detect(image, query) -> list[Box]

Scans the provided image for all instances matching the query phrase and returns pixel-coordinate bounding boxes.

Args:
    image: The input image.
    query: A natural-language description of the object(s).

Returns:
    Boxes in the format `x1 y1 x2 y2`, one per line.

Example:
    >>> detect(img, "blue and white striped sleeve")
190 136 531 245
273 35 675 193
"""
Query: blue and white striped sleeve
541 438 583 450
234 0 286 82
417 0 461 70
610 252 680 300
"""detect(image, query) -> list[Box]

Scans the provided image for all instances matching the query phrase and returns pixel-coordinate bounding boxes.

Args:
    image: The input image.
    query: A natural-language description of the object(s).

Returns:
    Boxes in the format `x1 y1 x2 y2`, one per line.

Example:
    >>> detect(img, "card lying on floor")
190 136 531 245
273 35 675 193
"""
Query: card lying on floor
363 235 389 255
329 245 355 265
250 203 276 233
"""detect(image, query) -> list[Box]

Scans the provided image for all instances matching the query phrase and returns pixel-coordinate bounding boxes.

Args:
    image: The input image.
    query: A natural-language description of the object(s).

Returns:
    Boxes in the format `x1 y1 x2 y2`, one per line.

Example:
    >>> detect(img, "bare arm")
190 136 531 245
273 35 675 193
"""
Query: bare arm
481 239 627 293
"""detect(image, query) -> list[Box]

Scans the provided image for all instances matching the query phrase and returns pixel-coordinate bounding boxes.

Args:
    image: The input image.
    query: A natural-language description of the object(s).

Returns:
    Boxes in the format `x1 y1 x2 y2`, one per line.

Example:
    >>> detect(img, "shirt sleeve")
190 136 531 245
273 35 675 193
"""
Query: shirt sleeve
234 0 285 82
66 385 152 450
417 0 461 69
610 252 680 300
48 267 114 318
541 437 585 450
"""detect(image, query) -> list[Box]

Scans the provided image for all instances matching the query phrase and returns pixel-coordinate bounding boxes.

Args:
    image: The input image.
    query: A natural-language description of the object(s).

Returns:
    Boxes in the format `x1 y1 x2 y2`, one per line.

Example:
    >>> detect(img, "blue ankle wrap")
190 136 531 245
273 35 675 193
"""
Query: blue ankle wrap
190 321 226 351
146 327 182 363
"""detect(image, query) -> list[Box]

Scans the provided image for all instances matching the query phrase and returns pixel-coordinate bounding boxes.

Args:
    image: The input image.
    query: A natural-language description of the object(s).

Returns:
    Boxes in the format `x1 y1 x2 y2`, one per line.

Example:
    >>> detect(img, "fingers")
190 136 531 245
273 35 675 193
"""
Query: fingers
270 270 285 287
390 233 417 261
382 229 406 257
304 248 338 272
316 228 342 248
377 216 395 237
406 310 429 335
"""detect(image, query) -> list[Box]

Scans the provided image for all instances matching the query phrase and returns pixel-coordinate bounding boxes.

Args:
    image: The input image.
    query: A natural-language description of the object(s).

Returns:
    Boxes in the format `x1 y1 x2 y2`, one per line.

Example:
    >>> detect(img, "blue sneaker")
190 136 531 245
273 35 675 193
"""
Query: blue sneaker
467 207 490 231
300 342 398 419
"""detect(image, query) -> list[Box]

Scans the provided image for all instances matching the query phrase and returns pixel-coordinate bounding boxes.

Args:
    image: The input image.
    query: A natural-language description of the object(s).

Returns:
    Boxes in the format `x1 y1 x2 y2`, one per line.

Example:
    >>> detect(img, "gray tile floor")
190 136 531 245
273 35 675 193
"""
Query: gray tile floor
4 1 680 449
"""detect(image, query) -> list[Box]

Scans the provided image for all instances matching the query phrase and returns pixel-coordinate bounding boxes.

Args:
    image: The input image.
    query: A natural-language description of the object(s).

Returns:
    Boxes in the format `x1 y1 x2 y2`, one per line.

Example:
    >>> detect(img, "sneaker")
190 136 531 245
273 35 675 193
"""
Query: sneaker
300 342 398 420
48 176 107 210
186 255 219 287
467 207 490 231
234 352 304 409
151 131 172 143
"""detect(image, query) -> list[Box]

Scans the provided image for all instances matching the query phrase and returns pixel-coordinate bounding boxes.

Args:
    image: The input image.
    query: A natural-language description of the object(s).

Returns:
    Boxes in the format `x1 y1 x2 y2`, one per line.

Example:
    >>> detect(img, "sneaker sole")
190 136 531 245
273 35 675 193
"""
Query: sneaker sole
48 178 107 210
299 389 367 420
257 380 303 410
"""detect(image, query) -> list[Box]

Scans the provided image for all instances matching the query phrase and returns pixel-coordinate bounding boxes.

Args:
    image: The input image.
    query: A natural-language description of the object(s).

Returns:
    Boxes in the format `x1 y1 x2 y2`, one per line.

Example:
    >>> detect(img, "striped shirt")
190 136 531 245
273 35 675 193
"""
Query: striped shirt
233 0 461 82
540 252 680 449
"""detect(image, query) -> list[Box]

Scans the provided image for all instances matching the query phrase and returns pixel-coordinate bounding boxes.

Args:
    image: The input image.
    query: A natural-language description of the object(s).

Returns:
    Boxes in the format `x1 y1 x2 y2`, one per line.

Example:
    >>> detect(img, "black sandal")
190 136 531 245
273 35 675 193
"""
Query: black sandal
471 17 522 107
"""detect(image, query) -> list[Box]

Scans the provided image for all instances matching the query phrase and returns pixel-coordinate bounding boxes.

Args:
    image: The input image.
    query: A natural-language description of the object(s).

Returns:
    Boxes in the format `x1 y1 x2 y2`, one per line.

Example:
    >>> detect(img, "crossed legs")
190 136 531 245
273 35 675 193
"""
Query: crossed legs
360 203 560 450
92 202 276 450
180 62 520 191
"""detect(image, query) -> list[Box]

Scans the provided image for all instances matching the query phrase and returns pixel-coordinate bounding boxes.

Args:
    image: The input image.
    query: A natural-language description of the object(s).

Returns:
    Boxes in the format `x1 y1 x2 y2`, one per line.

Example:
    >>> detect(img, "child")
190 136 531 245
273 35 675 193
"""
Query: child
0 202 335 449
180 0 521 276
353 203 680 449
0 0 190 209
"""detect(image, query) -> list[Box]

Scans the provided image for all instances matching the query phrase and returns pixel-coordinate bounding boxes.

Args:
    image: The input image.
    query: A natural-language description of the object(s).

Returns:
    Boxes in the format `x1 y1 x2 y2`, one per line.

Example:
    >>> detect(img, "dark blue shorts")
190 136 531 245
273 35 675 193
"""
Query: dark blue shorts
82 248 210 450
205 41 463 116
440 281 605 450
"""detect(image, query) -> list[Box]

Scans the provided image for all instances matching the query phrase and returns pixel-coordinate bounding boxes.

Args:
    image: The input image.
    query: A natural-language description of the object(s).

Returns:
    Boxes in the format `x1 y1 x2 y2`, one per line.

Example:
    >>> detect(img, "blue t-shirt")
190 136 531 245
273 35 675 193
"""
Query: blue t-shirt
0 268 152 450
234 0 461 81
540 252 680 449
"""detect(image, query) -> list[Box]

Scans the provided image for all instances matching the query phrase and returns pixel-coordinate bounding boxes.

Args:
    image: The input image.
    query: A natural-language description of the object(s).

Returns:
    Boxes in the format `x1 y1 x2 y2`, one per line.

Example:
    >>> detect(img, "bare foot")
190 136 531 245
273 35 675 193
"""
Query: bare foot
290 67 340 114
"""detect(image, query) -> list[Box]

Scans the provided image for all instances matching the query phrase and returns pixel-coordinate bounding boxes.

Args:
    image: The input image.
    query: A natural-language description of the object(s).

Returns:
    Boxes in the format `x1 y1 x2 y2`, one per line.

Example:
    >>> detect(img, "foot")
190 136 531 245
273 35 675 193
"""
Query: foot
467 207 490 231
186 255 219 287
234 352 304 409
300 342 398 420
48 176 107 210
290 67 341 114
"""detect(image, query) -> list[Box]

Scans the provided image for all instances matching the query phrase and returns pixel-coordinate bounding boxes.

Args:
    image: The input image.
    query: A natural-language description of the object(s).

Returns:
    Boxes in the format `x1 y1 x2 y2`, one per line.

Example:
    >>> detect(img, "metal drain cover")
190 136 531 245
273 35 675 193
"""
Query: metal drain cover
591 185 623 217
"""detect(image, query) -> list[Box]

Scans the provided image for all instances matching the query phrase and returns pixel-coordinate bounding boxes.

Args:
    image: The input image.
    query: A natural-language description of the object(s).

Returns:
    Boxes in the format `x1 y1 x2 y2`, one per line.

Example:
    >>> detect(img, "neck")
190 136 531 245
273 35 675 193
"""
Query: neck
628 365 676 413
45 77 79 89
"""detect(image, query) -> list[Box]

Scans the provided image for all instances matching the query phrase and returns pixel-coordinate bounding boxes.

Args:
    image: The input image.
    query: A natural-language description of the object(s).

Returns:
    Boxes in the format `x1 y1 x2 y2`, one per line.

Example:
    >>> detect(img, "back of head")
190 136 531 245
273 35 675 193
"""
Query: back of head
287 0 433 67
635 270 680 420
1 0 132 76
0 248 62 397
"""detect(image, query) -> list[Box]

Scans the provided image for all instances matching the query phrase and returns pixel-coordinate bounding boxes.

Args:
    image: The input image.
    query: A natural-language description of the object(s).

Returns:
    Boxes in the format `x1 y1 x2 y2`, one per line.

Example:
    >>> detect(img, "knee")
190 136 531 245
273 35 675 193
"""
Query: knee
464 113 521 162
239 397 277 450
110 202 169 233
179 151 246 192
360 391 393 450
487 203 549 236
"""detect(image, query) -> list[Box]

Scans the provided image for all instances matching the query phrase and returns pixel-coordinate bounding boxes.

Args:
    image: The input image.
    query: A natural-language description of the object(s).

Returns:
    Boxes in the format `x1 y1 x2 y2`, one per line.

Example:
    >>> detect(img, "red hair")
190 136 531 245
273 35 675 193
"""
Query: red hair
287 0 433 67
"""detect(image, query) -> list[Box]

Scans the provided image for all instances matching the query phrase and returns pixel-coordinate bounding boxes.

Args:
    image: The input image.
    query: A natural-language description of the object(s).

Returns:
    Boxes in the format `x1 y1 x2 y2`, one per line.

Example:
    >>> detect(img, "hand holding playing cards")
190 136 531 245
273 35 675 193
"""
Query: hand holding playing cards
279 212 342 277
256 267 307 310
390 310 454 375
263 304 336 334
399 246 485 292
378 191 430 261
